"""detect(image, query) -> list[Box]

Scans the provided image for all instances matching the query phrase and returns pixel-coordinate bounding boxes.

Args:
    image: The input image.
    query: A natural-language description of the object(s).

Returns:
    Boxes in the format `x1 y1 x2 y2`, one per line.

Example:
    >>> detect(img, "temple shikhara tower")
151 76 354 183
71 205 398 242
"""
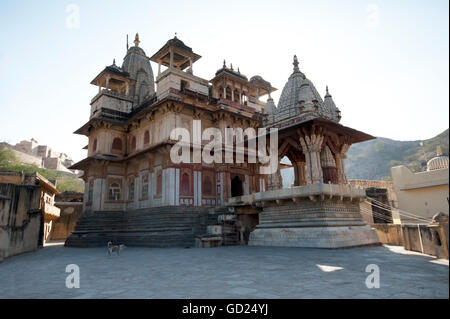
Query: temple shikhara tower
67 34 379 248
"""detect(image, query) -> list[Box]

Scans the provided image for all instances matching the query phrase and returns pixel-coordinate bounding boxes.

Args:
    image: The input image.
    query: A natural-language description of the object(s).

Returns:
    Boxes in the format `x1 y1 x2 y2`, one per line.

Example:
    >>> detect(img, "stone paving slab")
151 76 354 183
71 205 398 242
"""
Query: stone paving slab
0 244 447 299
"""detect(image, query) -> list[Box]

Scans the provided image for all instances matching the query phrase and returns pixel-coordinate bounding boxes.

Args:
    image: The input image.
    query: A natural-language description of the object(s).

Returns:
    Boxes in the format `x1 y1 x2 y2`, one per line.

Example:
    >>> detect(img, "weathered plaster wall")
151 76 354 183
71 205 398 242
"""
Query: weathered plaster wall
51 203 83 240
372 224 403 246
51 192 83 240
402 224 449 259
370 222 448 259
0 183 43 261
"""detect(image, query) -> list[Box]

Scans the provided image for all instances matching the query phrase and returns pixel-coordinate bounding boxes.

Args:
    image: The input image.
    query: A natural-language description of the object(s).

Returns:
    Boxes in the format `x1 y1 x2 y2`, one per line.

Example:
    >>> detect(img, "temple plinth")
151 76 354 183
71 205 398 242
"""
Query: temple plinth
241 184 380 248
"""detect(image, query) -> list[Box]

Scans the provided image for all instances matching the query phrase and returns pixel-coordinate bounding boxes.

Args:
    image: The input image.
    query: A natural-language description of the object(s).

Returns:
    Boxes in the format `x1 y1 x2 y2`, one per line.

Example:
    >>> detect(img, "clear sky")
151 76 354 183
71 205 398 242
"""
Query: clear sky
0 0 448 162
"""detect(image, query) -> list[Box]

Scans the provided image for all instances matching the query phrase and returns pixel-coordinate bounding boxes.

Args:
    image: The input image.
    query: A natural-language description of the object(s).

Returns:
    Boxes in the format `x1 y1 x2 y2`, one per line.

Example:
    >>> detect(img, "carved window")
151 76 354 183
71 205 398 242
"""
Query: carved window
203 175 213 196
112 138 123 152
156 171 162 196
130 136 137 153
180 172 190 196
108 182 121 201
128 179 135 201
226 87 232 100
141 174 149 199
92 138 97 153
144 130 150 145
88 180 93 202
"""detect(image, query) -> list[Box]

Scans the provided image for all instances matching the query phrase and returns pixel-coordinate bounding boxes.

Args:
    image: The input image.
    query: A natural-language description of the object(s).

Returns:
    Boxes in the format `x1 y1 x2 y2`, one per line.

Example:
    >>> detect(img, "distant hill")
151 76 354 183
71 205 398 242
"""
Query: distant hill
0 149 84 193
345 129 449 181
281 129 449 186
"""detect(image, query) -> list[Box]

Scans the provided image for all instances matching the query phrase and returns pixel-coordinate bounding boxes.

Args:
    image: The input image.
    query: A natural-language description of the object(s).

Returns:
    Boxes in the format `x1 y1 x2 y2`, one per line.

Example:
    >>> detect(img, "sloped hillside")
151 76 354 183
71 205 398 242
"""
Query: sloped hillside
345 129 449 180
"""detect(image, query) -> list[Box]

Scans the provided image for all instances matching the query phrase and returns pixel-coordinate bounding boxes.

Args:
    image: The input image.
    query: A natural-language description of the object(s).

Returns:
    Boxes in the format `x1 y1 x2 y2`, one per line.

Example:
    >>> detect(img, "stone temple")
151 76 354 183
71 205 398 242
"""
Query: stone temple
66 34 379 248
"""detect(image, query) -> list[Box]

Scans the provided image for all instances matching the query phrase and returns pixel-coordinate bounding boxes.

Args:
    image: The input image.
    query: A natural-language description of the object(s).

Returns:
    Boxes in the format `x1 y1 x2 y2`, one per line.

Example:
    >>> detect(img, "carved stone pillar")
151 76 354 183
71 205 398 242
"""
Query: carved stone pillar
321 145 338 184
299 132 324 184
268 160 283 190
335 143 350 184
295 162 307 186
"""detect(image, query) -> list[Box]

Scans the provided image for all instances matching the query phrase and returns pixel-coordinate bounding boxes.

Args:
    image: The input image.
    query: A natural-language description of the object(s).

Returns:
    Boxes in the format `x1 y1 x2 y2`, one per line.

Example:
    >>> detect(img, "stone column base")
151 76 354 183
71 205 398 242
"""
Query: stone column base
249 226 380 248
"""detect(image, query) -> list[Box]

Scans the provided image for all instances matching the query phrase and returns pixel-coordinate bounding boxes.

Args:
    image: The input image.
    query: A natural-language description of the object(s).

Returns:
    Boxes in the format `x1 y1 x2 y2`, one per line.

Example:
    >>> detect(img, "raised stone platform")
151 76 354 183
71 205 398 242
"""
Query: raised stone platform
242 184 380 248
249 225 380 248
65 206 212 248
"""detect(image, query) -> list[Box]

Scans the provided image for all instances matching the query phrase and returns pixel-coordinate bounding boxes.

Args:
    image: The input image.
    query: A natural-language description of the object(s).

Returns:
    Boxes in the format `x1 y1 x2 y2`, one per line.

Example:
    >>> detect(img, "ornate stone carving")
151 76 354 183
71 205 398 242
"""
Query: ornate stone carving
335 143 350 184
267 164 283 190
299 127 324 184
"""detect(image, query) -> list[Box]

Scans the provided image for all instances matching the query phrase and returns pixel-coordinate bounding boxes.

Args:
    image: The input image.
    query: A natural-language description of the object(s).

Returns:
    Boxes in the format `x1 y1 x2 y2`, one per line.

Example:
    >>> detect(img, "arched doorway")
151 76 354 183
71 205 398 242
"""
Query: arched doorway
231 176 244 197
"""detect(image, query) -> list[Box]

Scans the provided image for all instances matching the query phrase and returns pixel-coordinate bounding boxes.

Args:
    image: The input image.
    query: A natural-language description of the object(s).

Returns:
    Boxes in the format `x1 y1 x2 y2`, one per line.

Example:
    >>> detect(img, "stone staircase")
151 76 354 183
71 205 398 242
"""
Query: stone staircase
65 206 210 248
195 207 240 248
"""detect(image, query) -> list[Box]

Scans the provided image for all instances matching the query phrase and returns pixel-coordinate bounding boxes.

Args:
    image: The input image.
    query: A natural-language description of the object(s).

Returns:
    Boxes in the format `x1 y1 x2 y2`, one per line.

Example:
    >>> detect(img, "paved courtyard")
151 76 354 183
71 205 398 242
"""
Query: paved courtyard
0 243 448 299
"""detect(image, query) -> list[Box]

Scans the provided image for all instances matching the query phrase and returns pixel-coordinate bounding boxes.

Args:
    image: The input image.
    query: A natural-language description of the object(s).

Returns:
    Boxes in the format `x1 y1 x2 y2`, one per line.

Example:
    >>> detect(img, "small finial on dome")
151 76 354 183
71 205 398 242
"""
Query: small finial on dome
325 85 331 97
230 63 233 71
238 67 240 74
174 32 177 39
134 33 140 47
293 55 300 72
113 59 116 65
223 59 226 68
437 146 443 157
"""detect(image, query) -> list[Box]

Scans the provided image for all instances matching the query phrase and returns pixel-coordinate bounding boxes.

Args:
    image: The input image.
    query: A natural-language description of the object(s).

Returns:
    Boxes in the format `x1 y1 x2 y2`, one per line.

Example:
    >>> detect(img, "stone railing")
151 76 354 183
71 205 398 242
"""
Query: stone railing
91 89 133 104
227 183 366 206
253 183 366 203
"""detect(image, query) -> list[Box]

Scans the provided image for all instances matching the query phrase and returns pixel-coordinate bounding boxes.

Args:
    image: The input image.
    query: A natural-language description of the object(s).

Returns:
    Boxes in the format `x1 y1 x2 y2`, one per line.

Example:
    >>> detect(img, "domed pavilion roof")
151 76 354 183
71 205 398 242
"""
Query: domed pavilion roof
427 146 449 171
266 55 341 127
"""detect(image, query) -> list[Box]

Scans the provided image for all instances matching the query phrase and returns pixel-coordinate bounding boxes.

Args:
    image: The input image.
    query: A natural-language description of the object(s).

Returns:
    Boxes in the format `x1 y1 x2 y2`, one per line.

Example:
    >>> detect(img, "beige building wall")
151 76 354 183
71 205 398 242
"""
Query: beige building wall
0 183 43 261
391 165 449 223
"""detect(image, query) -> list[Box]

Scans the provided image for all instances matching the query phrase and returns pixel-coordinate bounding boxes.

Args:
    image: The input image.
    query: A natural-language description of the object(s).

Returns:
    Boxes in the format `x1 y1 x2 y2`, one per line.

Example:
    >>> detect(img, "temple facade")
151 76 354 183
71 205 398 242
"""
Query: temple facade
71 34 275 214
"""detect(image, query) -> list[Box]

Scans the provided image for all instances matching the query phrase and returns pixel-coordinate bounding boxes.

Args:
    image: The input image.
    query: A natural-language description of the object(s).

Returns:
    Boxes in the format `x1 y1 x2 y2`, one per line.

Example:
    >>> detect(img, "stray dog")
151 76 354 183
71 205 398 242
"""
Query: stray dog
107 241 125 256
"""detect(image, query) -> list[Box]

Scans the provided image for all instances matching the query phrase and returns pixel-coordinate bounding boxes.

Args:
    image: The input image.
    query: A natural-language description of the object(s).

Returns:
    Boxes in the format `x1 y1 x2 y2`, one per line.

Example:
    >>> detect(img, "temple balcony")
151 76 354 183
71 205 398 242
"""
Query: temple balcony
90 89 134 119
218 98 260 115
155 67 209 100
246 98 265 113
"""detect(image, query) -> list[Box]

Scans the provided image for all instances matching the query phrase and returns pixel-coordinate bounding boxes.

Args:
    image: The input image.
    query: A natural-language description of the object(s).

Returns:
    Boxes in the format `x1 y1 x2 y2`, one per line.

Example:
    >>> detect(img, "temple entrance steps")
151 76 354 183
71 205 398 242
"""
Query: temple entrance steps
195 207 240 248
65 206 212 248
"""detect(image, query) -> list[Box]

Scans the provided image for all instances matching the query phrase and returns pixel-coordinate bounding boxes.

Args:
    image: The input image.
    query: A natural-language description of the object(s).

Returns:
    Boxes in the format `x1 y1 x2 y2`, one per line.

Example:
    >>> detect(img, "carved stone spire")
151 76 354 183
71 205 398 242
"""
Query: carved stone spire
293 55 300 73
134 33 140 47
